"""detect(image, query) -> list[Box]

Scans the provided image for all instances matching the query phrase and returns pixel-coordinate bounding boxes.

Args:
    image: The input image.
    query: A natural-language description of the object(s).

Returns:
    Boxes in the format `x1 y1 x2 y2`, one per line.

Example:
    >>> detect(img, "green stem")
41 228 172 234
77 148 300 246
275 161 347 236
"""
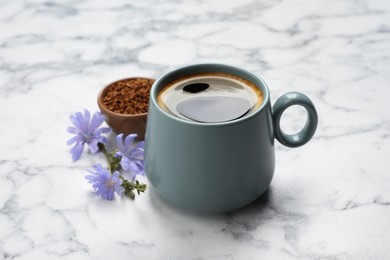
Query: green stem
120 176 147 199
98 143 121 173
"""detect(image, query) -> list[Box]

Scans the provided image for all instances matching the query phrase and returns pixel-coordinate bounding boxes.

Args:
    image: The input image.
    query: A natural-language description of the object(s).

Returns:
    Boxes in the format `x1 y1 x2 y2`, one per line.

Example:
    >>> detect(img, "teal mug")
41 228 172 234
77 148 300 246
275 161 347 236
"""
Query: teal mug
145 64 318 213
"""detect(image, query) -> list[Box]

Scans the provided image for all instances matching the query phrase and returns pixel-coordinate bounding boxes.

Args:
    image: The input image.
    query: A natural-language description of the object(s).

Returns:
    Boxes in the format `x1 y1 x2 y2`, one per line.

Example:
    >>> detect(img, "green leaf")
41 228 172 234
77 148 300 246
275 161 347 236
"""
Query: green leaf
126 190 135 199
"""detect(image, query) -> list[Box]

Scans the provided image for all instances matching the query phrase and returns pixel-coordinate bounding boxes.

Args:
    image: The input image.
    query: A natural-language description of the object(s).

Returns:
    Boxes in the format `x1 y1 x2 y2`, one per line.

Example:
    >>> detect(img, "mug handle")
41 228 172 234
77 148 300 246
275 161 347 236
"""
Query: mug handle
272 92 318 148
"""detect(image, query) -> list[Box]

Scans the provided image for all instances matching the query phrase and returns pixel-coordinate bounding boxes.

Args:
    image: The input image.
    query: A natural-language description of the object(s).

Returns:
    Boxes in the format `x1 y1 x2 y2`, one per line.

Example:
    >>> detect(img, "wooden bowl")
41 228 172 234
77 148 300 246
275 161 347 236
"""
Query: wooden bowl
97 77 154 140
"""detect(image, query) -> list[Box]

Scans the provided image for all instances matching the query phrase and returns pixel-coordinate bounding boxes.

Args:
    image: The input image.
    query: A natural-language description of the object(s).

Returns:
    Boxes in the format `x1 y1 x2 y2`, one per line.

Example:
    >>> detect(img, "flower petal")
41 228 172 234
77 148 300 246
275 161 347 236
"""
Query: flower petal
70 142 84 161
130 147 144 159
133 159 145 174
124 134 137 150
93 164 110 178
98 136 109 146
128 160 142 174
69 112 84 130
119 156 132 171
85 175 98 182
67 136 79 145
88 139 99 153
83 109 91 129
112 172 124 197
134 141 145 150
67 126 79 134
116 133 125 152
99 127 111 134
114 151 123 158
106 189 114 200
90 111 104 130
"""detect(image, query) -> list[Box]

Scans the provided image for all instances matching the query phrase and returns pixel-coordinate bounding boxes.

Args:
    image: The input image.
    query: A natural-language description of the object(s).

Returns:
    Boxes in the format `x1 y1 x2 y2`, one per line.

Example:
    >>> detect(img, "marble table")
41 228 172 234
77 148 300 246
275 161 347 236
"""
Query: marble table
1 0 390 259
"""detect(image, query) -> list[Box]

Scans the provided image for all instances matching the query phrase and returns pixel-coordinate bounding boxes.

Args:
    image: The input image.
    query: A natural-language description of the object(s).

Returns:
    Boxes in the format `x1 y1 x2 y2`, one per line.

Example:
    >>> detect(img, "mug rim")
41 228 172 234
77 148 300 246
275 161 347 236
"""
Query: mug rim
150 63 270 126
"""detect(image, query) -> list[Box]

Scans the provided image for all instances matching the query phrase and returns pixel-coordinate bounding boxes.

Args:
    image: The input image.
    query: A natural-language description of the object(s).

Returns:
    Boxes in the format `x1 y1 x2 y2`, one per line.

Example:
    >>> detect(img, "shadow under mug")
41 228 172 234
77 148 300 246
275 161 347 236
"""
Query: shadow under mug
145 64 318 213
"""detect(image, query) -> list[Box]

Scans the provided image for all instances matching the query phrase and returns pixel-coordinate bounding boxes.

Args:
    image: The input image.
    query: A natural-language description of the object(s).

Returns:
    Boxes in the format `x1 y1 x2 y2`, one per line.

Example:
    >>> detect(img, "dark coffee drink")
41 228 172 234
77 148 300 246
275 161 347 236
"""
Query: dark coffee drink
157 72 263 123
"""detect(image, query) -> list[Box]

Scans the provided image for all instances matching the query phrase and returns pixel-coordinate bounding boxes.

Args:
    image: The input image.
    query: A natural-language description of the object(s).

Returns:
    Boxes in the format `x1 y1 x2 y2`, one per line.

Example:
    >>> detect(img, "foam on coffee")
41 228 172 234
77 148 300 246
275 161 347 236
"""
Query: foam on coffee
157 72 263 123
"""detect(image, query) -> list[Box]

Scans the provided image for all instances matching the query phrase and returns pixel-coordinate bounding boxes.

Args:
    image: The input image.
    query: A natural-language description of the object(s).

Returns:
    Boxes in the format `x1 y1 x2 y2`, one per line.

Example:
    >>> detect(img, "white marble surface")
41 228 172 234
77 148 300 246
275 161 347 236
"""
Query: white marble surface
1 0 390 259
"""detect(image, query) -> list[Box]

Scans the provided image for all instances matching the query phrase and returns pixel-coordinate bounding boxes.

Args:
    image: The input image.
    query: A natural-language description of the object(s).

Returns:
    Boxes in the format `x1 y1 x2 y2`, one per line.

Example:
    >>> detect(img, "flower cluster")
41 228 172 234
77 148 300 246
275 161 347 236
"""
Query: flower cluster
67 110 146 200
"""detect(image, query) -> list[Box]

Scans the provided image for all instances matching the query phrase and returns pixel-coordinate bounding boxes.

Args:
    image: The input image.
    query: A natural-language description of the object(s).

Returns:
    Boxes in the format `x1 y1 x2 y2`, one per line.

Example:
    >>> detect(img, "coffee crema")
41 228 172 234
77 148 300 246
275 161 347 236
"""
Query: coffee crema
157 72 263 123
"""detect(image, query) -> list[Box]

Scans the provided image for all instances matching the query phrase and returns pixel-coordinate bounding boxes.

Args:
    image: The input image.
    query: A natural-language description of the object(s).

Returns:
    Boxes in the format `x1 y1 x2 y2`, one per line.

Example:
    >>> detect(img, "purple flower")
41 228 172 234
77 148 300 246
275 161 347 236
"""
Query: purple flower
85 164 124 200
67 110 111 161
115 133 145 181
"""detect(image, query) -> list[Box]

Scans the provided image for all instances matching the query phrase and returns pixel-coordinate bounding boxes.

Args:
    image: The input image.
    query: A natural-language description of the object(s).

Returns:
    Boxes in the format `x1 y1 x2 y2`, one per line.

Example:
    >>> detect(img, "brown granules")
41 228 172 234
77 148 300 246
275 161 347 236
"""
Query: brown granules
102 78 154 114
